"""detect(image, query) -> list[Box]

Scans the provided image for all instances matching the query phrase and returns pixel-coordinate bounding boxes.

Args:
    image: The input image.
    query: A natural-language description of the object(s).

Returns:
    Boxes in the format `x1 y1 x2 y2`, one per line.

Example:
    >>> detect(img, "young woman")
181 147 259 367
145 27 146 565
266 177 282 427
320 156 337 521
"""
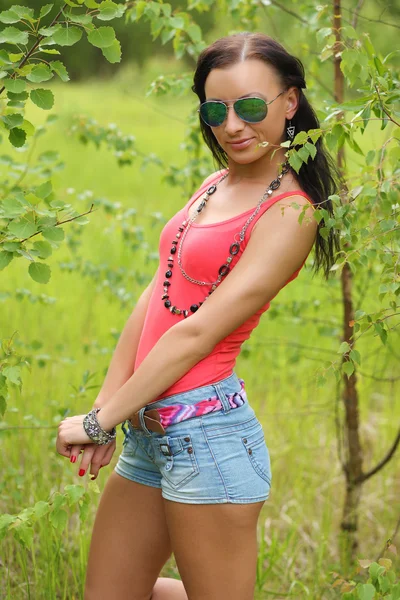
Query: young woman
57 32 340 600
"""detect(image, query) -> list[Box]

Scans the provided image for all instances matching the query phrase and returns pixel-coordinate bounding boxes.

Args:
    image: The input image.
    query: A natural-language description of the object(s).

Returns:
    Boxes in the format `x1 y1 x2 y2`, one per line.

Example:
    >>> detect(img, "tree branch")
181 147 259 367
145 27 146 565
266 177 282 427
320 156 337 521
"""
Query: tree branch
354 427 400 484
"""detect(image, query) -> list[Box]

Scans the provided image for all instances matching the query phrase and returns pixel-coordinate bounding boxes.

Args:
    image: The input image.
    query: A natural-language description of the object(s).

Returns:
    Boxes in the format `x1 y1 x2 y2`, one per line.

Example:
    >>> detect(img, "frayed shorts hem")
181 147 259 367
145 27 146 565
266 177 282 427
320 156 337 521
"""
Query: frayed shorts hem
114 466 270 504
161 491 270 504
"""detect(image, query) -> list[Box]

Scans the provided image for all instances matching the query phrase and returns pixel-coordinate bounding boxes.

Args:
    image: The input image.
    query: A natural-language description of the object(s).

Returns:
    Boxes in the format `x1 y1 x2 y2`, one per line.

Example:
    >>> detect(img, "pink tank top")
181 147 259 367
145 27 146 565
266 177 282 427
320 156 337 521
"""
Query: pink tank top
134 169 315 401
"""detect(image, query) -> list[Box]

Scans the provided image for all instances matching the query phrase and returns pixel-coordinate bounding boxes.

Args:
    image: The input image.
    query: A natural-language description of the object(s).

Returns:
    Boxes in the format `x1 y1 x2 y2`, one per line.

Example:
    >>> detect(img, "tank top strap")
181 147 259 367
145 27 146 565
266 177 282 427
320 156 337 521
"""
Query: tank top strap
243 190 315 243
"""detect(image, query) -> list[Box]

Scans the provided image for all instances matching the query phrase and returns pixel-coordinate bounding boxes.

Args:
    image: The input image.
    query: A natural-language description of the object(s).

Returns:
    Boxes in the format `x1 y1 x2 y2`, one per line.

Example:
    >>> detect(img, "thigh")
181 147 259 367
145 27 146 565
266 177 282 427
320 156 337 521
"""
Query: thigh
84 471 173 600
164 499 265 600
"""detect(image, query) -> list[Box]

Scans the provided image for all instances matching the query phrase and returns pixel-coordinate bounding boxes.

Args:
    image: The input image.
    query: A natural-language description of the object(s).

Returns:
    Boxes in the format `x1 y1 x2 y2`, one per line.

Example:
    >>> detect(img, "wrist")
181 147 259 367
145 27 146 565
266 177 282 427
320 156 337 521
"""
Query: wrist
83 408 117 445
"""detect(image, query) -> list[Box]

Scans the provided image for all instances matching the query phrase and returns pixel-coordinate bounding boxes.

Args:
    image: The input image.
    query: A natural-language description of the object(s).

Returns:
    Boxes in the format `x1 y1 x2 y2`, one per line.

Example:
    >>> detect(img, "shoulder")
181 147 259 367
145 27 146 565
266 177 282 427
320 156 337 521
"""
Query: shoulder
198 169 228 190
252 192 317 238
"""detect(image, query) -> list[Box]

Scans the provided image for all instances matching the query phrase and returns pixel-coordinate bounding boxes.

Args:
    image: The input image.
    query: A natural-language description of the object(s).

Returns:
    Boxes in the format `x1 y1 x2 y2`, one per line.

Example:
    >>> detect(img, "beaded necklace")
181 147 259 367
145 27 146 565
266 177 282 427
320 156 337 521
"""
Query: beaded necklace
161 161 291 318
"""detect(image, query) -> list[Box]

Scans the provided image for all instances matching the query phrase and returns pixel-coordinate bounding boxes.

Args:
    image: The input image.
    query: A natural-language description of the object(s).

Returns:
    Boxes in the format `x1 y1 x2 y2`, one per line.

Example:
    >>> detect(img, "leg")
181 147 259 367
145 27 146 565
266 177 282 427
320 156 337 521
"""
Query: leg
163 499 265 600
84 471 174 600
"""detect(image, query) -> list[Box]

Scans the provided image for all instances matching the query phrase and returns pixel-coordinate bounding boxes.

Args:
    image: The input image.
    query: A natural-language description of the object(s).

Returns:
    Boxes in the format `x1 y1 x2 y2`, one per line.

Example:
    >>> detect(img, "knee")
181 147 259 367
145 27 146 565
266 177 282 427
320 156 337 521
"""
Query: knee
151 577 188 600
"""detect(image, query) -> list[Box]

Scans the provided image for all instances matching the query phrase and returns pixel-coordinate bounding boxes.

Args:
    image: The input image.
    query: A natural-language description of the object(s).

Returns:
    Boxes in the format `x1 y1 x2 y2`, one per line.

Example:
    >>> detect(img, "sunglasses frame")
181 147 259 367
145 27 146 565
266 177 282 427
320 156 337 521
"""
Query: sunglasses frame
198 90 286 127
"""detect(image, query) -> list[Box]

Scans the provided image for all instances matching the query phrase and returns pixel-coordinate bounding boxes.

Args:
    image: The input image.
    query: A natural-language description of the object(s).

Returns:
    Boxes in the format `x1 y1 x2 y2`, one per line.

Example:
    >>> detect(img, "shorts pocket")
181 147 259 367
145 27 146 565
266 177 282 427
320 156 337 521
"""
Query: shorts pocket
121 431 138 456
158 433 200 490
241 427 271 485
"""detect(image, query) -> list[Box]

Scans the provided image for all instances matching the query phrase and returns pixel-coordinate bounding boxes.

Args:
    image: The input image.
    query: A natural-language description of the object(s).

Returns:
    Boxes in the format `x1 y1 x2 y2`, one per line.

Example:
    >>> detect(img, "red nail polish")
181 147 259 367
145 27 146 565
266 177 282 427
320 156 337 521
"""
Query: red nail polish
79 469 85 476
70 456 76 463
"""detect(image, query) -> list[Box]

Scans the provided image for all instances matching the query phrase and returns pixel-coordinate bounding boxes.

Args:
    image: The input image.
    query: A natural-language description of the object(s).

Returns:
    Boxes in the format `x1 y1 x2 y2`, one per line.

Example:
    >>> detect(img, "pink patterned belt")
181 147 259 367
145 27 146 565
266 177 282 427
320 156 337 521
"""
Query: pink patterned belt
127 378 247 434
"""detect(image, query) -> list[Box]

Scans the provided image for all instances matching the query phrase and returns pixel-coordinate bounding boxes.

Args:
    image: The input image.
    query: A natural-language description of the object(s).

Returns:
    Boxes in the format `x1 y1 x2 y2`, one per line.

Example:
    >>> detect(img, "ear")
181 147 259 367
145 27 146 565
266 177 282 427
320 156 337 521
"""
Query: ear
285 86 300 120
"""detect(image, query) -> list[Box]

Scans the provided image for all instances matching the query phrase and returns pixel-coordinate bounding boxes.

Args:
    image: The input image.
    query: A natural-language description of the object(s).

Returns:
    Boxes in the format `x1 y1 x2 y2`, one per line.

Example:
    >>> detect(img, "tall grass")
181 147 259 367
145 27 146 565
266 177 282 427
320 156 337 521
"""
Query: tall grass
1 58 399 599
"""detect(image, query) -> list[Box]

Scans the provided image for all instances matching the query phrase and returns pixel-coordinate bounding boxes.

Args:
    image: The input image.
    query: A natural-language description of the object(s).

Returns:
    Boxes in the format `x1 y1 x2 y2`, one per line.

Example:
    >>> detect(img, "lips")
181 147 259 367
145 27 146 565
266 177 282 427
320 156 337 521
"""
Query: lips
227 138 254 150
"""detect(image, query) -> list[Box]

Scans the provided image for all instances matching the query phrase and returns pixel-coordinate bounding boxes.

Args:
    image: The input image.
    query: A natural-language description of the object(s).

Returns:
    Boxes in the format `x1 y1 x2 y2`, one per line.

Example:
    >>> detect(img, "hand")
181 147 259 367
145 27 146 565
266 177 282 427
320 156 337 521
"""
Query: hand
69 440 117 480
56 414 92 457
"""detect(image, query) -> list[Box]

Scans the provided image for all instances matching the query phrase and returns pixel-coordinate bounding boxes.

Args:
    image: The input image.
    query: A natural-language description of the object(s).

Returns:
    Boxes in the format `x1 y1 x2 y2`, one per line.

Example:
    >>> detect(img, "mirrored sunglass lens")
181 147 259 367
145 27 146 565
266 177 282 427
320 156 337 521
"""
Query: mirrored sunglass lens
235 98 267 122
200 102 226 126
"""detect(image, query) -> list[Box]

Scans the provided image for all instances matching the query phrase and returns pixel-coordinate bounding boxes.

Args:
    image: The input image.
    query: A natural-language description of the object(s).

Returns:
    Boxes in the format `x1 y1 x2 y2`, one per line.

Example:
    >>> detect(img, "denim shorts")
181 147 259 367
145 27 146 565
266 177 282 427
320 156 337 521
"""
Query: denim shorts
114 372 272 504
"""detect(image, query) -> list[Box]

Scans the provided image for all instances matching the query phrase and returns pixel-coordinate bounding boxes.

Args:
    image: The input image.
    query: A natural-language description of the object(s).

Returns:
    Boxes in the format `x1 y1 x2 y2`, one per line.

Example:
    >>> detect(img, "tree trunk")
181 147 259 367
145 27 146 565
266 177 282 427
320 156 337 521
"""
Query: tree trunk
333 0 364 568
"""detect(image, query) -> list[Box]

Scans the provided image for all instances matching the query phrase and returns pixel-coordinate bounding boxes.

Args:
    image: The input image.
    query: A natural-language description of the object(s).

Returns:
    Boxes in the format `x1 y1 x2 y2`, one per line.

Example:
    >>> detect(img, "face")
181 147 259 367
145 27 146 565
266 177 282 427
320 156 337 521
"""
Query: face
203 59 299 166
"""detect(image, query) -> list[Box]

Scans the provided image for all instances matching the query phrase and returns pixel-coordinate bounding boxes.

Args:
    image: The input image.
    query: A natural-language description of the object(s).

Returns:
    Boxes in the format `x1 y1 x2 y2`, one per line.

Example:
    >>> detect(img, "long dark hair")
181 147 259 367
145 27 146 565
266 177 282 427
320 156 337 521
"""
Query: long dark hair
191 32 341 280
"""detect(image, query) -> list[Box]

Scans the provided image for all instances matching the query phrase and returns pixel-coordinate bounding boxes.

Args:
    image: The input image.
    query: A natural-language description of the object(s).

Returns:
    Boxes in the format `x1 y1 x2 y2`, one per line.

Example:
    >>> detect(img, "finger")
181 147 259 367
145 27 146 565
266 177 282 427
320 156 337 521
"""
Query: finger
102 440 116 466
69 444 84 464
90 440 116 480
56 436 73 458
89 444 110 479
78 445 97 477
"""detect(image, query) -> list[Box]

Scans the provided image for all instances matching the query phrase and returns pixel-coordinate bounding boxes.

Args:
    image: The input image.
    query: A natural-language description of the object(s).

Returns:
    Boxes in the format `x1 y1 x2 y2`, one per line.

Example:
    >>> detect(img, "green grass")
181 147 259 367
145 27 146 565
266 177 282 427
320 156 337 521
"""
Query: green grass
1 58 399 599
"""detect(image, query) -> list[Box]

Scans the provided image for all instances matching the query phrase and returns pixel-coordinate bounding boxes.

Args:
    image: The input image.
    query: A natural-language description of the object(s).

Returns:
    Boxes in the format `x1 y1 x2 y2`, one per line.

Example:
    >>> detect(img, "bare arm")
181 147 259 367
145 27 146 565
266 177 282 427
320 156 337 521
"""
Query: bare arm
92 266 159 411
96 196 317 432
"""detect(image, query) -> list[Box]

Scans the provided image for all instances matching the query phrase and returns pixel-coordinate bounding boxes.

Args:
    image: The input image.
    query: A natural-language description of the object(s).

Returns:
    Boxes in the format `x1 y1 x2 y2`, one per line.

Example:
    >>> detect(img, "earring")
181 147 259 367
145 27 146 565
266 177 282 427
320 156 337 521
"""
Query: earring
287 120 295 140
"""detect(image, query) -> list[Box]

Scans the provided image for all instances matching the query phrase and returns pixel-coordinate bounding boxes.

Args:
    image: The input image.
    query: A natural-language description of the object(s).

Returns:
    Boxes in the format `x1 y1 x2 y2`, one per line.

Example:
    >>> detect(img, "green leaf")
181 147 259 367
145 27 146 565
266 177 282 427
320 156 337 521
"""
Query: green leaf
101 38 121 63
0 9 20 24
7 90 28 101
39 5 54 19
1 113 23 129
97 1 120 20
8 6 35 21
26 64 54 83
187 23 202 43
37 48 61 55
49 508 68 532
297 146 310 163
305 142 317 159
288 151 303 173
343 360 354 377
34 501 50 518
14 524 34 548
41 227 64 242
64 484 86 505
357 583 376 600
0 251 13 270
87 26 115 48
3 77 26 93
35 181 52 199
51 26 82 46
28 261 51 284
135 1 146 19
50 60 69 81
38 24 63 37
2 365 21 385
30 88 54 110
66 12 93 25
32 241 52 259
9 127 26 147
8 213 37 238
338 341 350 354
0 26 29 45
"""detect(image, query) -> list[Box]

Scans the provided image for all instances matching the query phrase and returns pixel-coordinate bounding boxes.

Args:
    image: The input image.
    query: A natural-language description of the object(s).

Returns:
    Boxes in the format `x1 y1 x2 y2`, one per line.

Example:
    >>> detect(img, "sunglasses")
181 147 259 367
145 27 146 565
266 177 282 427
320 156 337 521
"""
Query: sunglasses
198 90 286 127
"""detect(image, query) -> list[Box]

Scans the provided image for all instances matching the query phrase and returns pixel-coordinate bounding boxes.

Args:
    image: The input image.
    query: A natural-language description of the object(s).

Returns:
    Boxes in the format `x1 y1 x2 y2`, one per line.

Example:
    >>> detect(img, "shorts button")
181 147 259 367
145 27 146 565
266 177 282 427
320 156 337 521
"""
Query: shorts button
243 438 247 444
187 447 193 454
248 448 252 455
184 436 190 442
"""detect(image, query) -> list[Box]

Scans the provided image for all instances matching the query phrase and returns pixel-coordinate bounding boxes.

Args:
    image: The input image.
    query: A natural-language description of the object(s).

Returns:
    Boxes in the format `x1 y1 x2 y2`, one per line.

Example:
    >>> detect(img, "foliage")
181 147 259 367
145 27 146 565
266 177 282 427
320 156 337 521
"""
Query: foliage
330 543 400 599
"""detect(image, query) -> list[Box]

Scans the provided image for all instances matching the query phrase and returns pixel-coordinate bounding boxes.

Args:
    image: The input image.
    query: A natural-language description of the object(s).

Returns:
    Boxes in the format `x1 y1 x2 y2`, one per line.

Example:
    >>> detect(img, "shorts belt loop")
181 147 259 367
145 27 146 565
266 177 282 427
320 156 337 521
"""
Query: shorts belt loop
138 407 153 435
212 381 231 414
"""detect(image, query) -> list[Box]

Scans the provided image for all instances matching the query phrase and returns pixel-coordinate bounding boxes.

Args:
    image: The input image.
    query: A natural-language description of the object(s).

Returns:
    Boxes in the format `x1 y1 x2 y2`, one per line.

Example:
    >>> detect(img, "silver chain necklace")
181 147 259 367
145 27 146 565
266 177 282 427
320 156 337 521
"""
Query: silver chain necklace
162 161 291 317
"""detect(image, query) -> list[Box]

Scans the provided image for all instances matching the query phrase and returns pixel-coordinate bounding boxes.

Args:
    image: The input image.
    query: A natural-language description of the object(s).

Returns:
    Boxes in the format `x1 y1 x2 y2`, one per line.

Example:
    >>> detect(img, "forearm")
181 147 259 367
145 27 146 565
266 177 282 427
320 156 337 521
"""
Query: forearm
92 287 152 410
96 322 209 432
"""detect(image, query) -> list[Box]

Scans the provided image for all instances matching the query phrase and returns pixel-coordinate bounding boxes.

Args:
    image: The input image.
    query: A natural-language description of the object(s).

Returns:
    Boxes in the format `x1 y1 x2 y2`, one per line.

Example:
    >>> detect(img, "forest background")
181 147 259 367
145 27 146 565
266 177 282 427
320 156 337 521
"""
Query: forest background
0 0 399 598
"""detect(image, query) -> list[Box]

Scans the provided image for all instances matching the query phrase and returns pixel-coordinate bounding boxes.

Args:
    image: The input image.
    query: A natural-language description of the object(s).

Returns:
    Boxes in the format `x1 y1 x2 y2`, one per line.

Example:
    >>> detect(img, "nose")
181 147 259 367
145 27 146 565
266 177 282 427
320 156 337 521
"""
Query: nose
224 104 245 135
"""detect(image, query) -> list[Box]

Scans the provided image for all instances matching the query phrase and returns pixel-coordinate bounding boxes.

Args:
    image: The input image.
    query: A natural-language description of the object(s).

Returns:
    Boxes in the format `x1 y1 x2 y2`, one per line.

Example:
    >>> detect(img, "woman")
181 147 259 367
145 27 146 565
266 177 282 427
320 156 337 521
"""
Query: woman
57 32 340 600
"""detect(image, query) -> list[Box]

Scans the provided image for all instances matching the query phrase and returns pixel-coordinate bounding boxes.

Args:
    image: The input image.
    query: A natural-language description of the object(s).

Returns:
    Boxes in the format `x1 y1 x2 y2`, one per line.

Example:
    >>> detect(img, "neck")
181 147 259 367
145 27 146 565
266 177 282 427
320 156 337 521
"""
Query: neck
225 148 289 186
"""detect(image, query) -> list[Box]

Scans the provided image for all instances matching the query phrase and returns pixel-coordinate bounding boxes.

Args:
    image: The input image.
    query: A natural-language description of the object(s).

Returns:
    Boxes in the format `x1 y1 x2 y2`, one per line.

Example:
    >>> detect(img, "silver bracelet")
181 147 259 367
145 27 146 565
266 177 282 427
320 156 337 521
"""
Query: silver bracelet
83 408 117 445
